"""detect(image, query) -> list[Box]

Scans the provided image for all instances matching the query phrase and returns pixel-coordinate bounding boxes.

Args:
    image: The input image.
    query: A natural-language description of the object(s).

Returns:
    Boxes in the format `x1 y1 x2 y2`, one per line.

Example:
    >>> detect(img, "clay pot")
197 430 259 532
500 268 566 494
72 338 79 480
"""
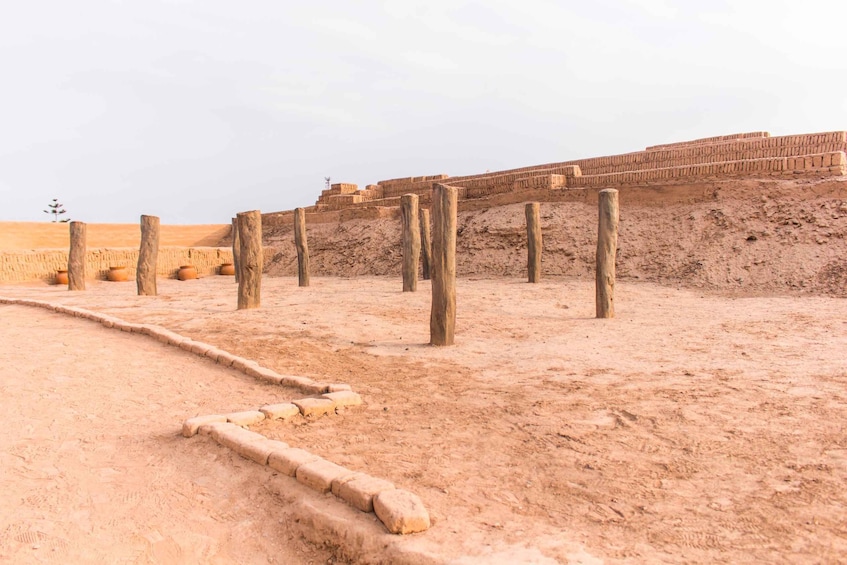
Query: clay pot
178 265 198 281
55 270 69 285
107 266 129 282
219 263 235 276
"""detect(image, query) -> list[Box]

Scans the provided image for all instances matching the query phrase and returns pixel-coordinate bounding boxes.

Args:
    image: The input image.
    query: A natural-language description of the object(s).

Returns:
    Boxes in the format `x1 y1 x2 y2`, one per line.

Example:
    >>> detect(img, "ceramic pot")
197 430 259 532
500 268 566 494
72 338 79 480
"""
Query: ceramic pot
178 265 198 281
55 270 69 285
107 266 129 282
219 263 235 276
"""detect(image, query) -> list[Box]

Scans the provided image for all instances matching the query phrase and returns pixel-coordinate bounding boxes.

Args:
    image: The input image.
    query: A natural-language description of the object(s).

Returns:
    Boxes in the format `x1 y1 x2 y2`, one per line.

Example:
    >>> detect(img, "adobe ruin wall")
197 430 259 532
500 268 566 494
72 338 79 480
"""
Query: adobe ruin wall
270 130 846 222
255 130 846 296
0 222 232 283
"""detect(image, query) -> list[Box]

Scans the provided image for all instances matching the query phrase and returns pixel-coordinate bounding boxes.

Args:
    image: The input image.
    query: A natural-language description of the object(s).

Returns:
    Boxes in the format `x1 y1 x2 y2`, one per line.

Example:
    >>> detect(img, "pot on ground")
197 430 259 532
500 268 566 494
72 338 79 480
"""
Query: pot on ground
178 265 198 281
107 266 129 282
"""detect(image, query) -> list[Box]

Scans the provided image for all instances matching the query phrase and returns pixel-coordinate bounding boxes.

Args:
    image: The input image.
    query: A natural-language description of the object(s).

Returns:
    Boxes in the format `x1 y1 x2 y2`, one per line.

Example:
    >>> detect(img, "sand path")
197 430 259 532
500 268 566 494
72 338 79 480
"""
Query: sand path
2 276 846 563
0 304 334 564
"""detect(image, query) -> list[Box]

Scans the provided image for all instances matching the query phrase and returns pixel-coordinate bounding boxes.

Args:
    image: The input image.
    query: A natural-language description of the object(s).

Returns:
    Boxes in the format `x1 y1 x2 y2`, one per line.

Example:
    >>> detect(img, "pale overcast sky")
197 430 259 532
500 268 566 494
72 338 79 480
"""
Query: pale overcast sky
1 0 845 224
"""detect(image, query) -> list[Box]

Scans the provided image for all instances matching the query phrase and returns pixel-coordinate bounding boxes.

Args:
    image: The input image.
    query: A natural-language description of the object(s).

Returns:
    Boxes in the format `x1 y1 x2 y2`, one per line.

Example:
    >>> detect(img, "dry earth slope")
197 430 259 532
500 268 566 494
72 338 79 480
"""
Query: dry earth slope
261 178 847 296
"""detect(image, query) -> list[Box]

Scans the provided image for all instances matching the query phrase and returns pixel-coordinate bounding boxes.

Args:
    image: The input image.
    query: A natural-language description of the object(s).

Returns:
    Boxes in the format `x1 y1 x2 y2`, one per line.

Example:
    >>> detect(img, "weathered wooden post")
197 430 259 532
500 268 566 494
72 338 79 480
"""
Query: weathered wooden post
294 207 310 287
420 208 432 281
525 202 541 283
596 189 619 318
231 217 240 283
136 215 160 296
237 210 262 309
401 194 421 292
430 184 457 346
68 221 86 291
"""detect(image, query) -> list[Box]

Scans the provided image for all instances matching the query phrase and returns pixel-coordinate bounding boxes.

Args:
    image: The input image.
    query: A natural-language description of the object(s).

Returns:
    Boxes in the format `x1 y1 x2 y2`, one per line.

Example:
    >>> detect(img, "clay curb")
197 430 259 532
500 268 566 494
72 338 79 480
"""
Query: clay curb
1 297 435 544
190 420 431 536
0 297 351 396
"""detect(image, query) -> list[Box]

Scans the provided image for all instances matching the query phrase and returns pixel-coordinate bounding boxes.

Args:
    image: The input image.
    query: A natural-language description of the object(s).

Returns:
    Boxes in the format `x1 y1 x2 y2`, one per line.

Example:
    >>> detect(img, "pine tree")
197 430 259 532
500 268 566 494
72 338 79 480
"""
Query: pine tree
44 199 70 222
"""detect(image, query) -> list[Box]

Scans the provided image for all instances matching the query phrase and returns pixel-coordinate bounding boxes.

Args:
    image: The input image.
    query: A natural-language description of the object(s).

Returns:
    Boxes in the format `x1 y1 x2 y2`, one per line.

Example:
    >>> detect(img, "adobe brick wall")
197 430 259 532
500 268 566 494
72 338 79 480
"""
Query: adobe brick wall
0 222 233 283
299 131 847 217
645 131 771 151
0 247 233 284
1 222 231 251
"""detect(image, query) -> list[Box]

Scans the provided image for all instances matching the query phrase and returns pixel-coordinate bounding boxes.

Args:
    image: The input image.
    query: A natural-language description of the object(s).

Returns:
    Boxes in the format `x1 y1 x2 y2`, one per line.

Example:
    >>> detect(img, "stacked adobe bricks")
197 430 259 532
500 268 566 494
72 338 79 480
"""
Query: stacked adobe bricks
306 131 847 213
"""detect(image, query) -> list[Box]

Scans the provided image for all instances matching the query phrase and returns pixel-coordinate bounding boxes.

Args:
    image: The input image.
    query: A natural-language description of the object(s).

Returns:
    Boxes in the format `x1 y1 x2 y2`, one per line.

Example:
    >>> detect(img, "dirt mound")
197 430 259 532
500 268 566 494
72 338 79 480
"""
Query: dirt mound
262 177 847 297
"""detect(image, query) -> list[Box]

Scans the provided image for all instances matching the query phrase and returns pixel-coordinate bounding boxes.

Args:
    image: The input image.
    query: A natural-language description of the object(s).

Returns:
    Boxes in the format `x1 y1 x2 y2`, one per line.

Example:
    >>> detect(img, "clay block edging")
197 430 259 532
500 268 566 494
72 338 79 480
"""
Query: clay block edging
260 403 301 420
2 297 427 534
292 398 336 418
296 459 350 493
184 419 430 535
182 414 227 438
0 297 352 397
339 475 396 513
322 391 363 407
374 490 431 535
226 410 266 427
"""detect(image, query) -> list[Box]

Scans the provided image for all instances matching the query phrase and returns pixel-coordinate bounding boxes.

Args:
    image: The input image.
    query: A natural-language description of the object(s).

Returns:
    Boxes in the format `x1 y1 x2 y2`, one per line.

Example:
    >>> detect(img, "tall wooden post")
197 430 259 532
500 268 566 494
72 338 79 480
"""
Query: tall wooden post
68 221 86 291
430 184 457 346
136 215 160 296
237 210 262 310
420 208 432 281
231 217 240 283
294 207 310 287
525 202 541 283
596 189 619 318
401 194 421 292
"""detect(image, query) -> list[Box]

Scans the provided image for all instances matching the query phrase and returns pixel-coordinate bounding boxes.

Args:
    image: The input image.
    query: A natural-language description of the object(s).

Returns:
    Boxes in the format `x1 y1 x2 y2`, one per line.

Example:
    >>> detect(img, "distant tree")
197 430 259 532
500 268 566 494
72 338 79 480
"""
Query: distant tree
44 198 70 222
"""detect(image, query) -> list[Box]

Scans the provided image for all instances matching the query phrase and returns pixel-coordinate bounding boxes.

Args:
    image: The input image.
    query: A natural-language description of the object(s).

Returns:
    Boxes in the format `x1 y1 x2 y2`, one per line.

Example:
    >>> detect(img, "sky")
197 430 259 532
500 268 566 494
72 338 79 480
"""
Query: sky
1 0 846 224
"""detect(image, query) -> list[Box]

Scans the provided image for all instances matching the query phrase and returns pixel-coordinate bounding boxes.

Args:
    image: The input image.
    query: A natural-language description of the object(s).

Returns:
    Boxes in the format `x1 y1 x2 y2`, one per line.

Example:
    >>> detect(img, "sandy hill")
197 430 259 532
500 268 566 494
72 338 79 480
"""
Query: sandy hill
258 177 847 297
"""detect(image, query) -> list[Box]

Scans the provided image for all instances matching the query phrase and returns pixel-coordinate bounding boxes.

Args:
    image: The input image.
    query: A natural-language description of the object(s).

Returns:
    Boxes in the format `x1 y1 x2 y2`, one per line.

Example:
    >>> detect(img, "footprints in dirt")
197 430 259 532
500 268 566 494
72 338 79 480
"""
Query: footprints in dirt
0 523 71 556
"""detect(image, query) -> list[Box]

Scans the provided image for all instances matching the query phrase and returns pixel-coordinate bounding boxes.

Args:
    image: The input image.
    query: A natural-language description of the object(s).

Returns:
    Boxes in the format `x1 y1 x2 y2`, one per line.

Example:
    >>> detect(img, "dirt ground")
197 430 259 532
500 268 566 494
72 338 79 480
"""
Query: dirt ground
2 275 845 563
0 303 339 564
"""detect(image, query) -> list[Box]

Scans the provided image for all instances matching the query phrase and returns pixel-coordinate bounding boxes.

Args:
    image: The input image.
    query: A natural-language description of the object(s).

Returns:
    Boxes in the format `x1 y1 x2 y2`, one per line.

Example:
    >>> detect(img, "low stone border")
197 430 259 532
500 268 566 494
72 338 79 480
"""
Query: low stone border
0 296 350 395
2 296 432 536
183 411 430 535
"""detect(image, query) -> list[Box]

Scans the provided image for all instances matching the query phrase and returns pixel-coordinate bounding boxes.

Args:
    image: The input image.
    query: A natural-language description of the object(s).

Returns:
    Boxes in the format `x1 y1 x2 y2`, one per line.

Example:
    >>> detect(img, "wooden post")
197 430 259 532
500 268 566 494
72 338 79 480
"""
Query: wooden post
525 202 541 283
596 189 619 318
430 184 457 346
294 207 310 287
420 208 432 281
136 215 159 296
231 218 240 283
401 194 421 292
68 221 86 291
237 210 262 310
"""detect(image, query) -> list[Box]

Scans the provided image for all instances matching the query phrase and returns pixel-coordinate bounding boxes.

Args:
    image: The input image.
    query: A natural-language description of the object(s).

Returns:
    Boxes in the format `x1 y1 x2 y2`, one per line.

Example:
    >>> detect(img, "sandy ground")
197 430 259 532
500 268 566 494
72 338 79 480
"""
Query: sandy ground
0 304 337 564
1 275 846 563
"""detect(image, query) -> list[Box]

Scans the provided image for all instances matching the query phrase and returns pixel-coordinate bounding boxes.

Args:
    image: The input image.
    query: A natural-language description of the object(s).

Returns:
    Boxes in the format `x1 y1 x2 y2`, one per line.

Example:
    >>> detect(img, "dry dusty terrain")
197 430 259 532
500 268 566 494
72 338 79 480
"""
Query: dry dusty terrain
263 178 847 297
0 303 339 564
1 275 845 563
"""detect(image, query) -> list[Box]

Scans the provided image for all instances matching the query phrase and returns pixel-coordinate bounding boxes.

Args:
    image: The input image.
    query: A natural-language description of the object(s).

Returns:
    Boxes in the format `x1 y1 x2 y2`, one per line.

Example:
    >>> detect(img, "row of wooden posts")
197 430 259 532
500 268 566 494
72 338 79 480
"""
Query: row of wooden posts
395 187 619 321
227 186 461 345
62 186 619 346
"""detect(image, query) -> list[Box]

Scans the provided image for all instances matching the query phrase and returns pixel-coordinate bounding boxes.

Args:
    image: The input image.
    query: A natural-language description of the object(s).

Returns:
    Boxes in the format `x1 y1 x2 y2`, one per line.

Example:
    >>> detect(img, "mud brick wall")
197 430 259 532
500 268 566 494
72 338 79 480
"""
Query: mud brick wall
299 130 847 217
1 222 231 251
514 175 568 191
0 247 233 284
567 152 846 188
646 131 771 151
314 183 361 209
577 134 847 176
360 132 846 204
